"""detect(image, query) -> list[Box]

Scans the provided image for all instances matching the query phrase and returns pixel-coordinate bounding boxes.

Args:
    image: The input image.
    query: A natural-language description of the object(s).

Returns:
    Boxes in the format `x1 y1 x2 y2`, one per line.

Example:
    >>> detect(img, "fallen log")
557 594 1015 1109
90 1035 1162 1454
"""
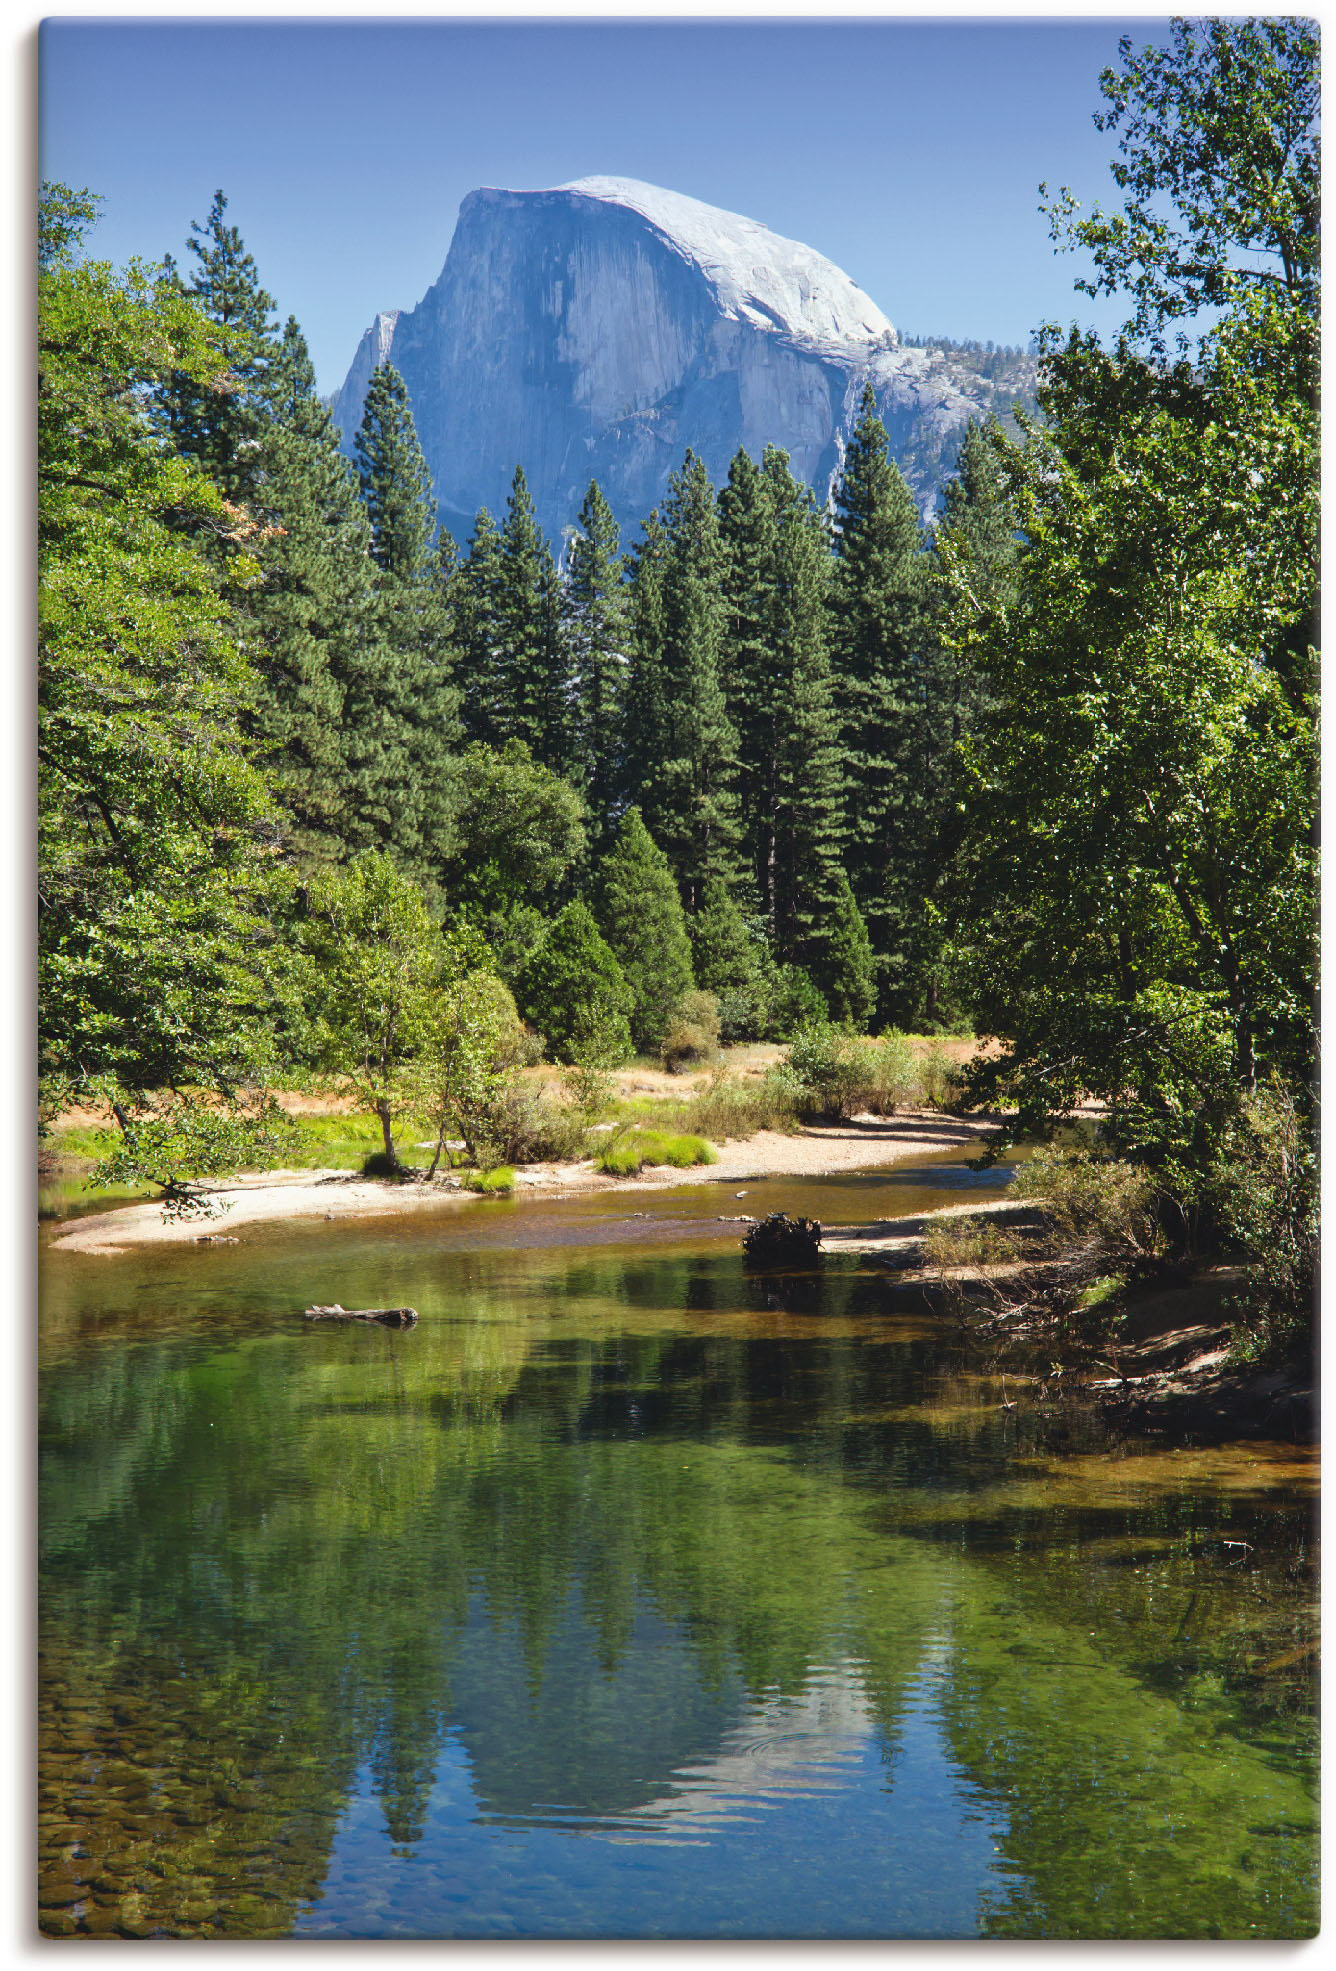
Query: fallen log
304 1303 419 1329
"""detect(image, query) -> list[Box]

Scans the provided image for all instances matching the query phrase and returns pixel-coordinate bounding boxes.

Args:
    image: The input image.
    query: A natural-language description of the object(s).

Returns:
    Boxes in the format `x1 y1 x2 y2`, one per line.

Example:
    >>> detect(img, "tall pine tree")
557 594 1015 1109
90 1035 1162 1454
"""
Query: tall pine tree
626 453 740 911
563 480 628 844
352 363 461 880
829 386 933 1022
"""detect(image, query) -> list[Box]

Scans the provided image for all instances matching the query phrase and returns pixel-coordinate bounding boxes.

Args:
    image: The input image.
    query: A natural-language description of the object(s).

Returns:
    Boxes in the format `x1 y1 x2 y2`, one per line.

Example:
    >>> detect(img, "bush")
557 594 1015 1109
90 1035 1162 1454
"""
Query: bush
660 990 722 1072
361 1148 415 1180
922 1214 1023 1271
856 1032 921 1114
678 1068 803 1141
1011 1147 1163 1262
784 1023 861 1118
480 1084 590 1165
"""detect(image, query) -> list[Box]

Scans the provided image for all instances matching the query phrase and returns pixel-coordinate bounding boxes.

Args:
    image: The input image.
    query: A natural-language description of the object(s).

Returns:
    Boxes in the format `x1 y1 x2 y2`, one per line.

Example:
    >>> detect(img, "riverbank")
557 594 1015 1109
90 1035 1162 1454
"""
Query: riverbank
47 1109 1000 1254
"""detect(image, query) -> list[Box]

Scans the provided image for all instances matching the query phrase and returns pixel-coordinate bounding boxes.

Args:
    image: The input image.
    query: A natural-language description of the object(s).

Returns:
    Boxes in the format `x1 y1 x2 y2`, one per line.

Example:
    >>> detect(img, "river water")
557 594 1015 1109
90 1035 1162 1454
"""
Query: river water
38 1149 1318 1939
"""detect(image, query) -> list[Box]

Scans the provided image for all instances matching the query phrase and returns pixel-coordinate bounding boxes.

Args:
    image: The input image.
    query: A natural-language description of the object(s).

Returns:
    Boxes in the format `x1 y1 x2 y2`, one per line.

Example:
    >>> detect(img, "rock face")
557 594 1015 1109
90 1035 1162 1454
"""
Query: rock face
331 177 1032 544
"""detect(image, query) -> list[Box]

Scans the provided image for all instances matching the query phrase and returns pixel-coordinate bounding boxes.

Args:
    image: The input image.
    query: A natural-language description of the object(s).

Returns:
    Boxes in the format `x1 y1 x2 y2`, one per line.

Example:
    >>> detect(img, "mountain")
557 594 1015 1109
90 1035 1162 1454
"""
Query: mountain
330 177 1036 544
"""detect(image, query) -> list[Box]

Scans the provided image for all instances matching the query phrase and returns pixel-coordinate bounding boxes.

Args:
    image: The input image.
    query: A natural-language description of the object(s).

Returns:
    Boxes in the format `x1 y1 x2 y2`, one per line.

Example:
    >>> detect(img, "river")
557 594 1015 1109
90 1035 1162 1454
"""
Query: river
38 1147 1318 1938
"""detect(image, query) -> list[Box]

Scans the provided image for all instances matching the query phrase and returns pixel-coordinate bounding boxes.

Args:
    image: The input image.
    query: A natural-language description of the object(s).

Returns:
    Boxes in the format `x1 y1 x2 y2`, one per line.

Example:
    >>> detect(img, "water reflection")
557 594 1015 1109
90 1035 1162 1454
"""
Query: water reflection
39 1189 1317 1939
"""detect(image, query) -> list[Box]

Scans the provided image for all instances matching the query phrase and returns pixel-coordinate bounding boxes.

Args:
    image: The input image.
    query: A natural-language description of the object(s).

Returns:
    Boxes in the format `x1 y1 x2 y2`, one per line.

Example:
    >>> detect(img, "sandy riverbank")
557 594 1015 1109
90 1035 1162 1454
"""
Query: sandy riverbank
48 1110 1000 1255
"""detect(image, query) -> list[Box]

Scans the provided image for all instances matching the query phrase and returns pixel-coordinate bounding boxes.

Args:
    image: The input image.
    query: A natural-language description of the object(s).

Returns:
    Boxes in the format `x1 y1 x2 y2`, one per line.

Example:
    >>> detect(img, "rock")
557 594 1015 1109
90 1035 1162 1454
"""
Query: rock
331 177 1035 540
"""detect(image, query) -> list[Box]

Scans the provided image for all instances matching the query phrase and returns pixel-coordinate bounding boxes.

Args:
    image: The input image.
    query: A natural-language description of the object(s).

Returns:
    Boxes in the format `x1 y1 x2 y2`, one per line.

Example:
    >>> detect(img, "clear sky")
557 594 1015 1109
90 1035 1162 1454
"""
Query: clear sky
38 13 1175 394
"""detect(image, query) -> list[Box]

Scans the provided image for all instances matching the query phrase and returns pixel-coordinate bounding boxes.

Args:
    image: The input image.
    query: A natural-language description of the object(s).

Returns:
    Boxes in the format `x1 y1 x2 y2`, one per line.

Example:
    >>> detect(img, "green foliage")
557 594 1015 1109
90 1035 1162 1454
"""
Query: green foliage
1042 16 1318 350
411 971 522 1173
1210 1078 1316 1322
516 901 634 1067
595 807 695 1052
922 1214 1023 1272
563 480 628 841
718 447 843 957
296 851 452 1168
783 1023 862 1120
689 878 772 1043
1012 1147 1165 1265
354 363 436 579
91 1092 297 1218
946 19 1317 1195
436 741 586 918
478 1083 591 1165
38 184 280 1102
458 1164 516 1194
595 1129 717 1176
768 964 828 1041
624 454 741 908
671 1069 804 1142
659 990 722 1073
816 872 877 1032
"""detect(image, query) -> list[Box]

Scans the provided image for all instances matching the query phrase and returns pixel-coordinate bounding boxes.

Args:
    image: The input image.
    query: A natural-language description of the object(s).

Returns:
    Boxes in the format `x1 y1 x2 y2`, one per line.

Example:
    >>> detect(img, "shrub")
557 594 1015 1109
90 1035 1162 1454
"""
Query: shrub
856 1032 921 1114
678 1068 803 1141
768 964 828 1040
784 1023 861 1118
1011 1147 1163 1262
361 1148 415 1180
660 990 722 1072
481 1084 590 1165
922 1214 1023 1271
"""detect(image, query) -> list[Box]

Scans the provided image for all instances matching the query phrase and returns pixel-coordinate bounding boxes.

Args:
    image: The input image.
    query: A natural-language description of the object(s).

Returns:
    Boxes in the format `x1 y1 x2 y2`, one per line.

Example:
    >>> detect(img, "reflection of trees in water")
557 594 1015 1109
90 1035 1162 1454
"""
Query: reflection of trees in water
38 1250 1318 1938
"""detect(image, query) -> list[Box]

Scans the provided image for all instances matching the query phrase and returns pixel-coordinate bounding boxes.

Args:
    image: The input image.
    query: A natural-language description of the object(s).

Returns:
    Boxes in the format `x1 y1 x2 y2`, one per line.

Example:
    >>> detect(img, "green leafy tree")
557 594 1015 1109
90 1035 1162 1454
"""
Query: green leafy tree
412 972 523 1174
595 808 695 1053
297 852 449 1169
945 17 1317 1181
516 902 633 1067
563 480 629 842
1042 15 1318 351
435 740 587 919
38 183 278 1104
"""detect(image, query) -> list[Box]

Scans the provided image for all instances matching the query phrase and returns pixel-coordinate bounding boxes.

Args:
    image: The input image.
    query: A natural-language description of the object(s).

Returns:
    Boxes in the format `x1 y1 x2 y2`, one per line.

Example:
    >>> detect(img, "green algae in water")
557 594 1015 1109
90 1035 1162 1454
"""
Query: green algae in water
38 1187 1318 1939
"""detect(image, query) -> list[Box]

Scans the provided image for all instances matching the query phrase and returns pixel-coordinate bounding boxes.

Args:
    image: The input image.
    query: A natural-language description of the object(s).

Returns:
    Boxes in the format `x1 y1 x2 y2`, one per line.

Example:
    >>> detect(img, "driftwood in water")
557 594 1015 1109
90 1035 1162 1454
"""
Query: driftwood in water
304 1303 419 1329
742 1213 823 1266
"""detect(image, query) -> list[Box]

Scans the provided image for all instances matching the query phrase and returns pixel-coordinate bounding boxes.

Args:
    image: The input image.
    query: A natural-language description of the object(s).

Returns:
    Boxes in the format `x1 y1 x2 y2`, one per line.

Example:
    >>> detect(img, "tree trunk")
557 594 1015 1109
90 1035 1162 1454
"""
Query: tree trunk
376 1098 398 1167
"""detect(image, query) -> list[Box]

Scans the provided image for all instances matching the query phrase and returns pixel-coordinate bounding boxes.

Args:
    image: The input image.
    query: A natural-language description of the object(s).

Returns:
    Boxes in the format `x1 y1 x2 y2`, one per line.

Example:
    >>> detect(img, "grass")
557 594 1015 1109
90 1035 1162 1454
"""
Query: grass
458 1165 516 1195
594 1129 719 1176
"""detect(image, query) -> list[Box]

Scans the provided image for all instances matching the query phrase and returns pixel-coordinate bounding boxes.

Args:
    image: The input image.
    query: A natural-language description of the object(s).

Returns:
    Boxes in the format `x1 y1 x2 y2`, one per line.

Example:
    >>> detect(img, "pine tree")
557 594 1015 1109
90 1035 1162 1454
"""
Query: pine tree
689 876 771 1043
244 317 377 862
563 480 629 843
457 508 507 745
351 363 461 879
829 385 933 1020
516 901 634 1066
161 189 278 507
817 872 877 1031
719 446 843 963
627 453 740 911
595 808 695 1053
497 467 571 774
621 506 671 813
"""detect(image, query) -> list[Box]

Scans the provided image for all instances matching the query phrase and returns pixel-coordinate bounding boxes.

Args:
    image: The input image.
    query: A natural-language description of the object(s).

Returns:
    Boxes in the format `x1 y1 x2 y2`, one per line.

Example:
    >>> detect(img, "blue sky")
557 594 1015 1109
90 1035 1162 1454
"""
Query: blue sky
38 15 1173 394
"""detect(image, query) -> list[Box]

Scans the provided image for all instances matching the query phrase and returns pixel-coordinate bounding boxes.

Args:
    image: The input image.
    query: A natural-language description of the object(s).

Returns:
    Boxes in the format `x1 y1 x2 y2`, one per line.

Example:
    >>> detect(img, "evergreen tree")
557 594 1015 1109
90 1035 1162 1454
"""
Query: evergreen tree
480 468 568 771
457 507 507 744
517 902 634 1066
243 317 374 862
160 188 278 507
719 446 843 963
355 363 436 579
350 363 461 878
829 386 934 1020
595 808 695 1053
689 877 772 1044
563 480 629 843
621 506 671 812
627 453 740 910
816 872 877 1032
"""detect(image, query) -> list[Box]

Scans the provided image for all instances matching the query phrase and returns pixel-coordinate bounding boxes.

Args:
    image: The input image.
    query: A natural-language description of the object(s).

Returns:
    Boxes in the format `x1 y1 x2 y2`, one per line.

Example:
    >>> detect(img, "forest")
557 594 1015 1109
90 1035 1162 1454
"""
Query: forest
38 18 1316 1350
